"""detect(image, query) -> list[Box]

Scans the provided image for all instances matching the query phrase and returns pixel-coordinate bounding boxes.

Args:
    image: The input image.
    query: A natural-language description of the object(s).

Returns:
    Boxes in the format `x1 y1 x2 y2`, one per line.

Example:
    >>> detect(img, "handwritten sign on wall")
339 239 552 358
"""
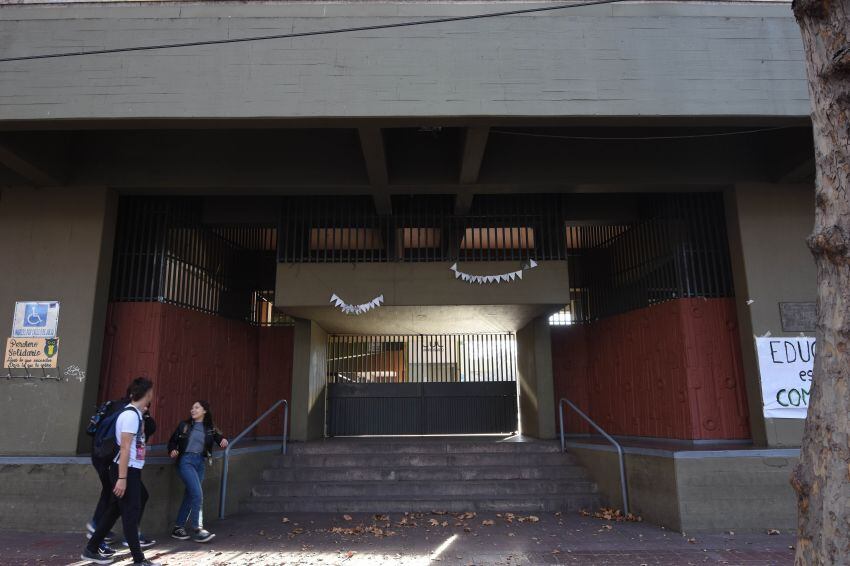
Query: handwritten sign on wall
3 337 59 368
755 337 815 419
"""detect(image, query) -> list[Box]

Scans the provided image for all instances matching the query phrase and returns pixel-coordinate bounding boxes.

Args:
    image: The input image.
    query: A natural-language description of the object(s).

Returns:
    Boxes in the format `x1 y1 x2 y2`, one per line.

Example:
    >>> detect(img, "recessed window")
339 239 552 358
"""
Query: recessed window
460 227 534 250
549 307 573 326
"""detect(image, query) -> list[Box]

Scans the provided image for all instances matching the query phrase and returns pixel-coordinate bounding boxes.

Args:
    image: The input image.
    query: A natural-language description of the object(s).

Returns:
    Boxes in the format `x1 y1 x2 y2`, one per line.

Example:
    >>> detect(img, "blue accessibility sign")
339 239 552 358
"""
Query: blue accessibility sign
12 301 60 338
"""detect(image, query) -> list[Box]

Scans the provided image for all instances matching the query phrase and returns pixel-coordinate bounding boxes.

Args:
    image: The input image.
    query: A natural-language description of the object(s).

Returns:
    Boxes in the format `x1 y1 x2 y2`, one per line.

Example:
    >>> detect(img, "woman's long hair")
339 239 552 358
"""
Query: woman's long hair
189 400 216 431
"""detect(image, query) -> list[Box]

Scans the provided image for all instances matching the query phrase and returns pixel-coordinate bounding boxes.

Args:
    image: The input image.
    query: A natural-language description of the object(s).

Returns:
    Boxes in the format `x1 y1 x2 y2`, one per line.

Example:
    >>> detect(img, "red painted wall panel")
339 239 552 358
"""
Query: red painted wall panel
551 298 750 440
256 326 294 437
98 303 294 444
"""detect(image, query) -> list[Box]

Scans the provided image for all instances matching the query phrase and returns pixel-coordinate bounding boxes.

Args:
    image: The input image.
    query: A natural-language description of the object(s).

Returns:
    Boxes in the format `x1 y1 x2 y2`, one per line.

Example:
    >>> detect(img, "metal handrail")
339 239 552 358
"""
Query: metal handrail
558 397 629 515
218 398 289 519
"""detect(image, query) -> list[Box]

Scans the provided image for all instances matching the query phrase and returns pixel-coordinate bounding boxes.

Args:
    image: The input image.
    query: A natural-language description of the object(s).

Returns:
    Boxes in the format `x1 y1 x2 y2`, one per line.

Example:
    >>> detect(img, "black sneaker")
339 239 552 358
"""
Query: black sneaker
171 526 190 540
192 528 216 543
122 534 155 549
97 542 116 558
80 547 113 564
86 521 117 543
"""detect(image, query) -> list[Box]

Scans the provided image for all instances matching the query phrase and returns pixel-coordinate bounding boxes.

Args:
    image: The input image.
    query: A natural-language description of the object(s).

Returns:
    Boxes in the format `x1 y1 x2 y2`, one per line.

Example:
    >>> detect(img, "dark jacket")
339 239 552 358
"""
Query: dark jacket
167 420 224 459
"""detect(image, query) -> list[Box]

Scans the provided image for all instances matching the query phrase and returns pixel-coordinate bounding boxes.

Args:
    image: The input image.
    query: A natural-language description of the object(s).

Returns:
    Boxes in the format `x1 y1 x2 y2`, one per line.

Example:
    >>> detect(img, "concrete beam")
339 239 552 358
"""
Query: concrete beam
358 127 391 214
454 192 474 216
776 156 815 183
290 318 328 442
454 127 489 215
459 127 490 185
516 316 556 439
0 138 64 187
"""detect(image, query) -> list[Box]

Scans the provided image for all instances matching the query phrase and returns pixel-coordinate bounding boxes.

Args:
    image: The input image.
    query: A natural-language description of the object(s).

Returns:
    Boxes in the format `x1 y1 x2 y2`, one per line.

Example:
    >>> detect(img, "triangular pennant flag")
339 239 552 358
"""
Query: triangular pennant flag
517 270 523 280
528 259 538 268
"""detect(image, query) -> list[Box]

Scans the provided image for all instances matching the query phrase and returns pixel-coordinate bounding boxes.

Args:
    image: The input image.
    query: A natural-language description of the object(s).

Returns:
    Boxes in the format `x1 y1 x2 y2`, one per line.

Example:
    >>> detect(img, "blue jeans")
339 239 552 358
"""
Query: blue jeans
175 453 205 530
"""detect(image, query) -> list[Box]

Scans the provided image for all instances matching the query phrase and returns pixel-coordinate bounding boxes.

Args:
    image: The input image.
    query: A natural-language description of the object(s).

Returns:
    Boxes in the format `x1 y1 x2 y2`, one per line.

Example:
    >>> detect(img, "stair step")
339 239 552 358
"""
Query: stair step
243 494 601 514
288 441 562 456
245 440 600 515
272 452 575 468
252 479 597 498
262 464 590 482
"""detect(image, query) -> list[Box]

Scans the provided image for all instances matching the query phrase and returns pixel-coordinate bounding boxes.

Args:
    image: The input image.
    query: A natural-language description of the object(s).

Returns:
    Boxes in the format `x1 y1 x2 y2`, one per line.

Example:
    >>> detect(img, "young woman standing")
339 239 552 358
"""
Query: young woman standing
167 401 228 543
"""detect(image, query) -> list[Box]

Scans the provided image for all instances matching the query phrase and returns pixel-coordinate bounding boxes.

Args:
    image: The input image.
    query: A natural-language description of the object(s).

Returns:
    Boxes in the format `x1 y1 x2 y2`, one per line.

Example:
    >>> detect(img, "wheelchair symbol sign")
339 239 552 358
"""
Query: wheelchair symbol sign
12 301 60 338
24 304 48 327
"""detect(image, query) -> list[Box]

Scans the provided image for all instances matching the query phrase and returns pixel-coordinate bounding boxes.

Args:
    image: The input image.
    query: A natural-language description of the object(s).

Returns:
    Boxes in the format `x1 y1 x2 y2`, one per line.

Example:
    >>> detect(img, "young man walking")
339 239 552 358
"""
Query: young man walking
87 389 157 557
81 377 159 566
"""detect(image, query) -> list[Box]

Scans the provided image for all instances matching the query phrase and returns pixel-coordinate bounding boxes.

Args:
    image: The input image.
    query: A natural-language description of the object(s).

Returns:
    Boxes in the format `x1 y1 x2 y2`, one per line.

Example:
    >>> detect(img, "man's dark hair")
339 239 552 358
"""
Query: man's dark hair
127 377 154 401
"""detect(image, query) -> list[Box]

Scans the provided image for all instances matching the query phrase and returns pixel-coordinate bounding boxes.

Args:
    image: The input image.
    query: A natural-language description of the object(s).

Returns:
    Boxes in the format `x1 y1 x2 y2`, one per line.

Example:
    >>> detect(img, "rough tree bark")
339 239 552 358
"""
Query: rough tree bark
791 0 850 564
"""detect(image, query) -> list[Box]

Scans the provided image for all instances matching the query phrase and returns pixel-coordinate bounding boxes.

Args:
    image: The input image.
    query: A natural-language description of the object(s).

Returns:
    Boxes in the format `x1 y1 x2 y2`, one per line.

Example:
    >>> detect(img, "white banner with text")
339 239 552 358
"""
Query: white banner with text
756 336 816 419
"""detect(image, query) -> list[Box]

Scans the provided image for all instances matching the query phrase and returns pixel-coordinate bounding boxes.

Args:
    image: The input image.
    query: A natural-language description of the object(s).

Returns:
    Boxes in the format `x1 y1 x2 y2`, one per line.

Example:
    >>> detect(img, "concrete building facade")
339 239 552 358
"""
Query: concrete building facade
0 0 813 532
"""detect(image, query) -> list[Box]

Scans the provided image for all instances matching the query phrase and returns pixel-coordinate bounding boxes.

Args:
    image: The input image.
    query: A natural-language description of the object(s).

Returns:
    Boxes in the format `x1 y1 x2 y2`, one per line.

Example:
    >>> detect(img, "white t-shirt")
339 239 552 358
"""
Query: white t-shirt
113 404 146 469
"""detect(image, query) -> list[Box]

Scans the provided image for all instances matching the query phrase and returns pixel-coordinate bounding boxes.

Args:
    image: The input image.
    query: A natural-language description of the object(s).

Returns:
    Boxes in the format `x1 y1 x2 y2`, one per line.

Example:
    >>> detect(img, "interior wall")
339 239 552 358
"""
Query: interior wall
725 183 815 447
98 302 294 441
0 186 117 456
552 298 751 440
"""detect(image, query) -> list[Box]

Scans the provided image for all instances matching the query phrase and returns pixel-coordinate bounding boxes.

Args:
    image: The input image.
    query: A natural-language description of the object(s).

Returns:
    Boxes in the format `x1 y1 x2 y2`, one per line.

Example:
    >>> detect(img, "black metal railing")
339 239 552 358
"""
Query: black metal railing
326 334 517 384
568 193 734 322
109 197 286 325
278 194 567 263
111 193 732 324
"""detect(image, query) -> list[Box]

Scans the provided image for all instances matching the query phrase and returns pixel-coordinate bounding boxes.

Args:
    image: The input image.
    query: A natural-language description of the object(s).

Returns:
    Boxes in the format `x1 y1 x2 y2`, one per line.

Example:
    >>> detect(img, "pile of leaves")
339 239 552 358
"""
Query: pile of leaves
580 507 642 522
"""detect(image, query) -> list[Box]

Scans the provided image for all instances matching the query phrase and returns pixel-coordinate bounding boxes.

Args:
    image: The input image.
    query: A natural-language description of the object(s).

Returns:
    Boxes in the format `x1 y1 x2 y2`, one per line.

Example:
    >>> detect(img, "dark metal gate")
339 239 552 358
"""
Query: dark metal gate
326 334 518 436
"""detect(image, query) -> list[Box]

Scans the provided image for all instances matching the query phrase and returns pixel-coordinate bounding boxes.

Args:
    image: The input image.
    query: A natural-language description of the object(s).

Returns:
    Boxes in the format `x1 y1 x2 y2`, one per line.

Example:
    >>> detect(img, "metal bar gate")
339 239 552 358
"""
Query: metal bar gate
326 334 518 436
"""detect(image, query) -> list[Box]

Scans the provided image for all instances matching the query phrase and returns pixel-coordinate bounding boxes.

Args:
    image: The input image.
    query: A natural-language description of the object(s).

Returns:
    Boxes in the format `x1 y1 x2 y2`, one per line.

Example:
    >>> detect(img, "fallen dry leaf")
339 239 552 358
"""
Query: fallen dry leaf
767 529 781 535
343 515 353 522
281 517 290 523
482 520 495 526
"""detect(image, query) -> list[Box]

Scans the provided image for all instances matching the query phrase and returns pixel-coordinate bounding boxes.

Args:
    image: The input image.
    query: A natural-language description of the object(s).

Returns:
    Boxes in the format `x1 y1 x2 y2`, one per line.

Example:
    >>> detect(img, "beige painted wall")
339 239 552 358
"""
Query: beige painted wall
277 262 569 308
569 445 797 532
517 316 556 439
0 186 116 455
726 183 815 447
290 318 328 442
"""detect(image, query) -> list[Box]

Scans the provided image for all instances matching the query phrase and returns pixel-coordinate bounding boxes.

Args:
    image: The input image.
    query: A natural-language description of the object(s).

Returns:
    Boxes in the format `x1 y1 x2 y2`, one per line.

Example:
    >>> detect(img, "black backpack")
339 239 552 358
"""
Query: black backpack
86 399 123 437
92 406 142 461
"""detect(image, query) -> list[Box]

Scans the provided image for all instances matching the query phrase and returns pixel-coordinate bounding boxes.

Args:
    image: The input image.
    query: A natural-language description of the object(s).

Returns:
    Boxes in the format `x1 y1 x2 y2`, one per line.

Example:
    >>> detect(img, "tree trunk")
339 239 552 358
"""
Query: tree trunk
791 0 850 564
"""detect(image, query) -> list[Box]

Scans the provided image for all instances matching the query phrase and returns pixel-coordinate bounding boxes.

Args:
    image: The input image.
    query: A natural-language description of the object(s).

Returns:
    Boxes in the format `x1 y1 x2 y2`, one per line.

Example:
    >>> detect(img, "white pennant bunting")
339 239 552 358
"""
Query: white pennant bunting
448 259 539 285
330 294 384 315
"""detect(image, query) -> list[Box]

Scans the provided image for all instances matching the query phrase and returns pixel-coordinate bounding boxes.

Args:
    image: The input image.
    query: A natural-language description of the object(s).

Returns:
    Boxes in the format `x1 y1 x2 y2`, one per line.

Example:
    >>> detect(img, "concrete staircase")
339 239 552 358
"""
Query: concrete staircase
244 438 601 513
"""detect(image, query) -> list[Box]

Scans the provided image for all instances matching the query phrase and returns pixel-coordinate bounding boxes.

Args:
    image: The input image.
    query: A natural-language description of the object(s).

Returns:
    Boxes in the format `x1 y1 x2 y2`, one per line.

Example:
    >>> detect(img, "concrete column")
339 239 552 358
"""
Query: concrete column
0 186 117 455
290 318 327 442
516 316 556 439
724 183 815 447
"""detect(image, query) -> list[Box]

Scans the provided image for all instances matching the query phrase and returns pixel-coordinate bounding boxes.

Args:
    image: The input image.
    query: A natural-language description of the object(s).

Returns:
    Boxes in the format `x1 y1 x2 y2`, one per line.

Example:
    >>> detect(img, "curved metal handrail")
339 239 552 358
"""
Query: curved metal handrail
218 398 289 519
558 397 629 515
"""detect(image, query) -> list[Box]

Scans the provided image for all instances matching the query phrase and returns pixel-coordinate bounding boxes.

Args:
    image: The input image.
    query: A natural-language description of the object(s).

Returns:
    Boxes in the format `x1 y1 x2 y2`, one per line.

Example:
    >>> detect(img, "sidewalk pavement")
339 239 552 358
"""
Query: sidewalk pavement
0 511 794 566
